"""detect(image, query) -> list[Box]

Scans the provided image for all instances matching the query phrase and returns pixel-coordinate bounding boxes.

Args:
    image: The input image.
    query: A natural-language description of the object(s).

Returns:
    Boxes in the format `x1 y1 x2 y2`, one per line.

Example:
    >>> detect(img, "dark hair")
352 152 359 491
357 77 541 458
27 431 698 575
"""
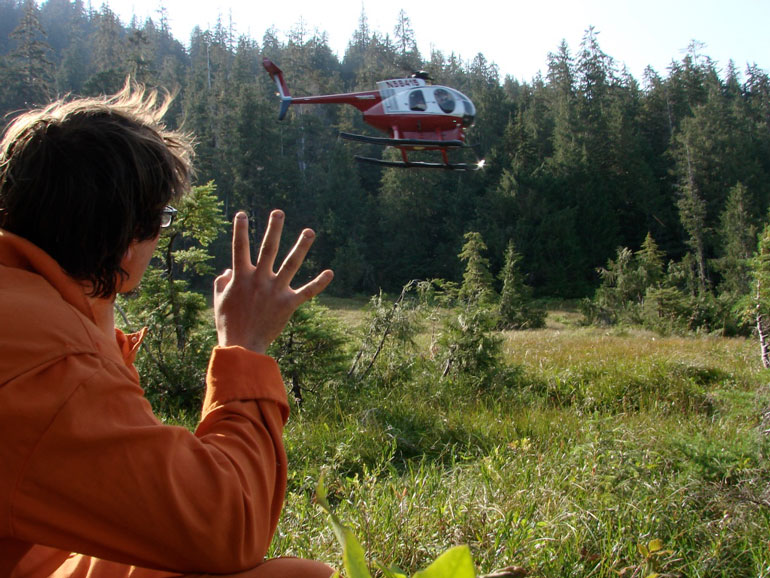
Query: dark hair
0 81 194 297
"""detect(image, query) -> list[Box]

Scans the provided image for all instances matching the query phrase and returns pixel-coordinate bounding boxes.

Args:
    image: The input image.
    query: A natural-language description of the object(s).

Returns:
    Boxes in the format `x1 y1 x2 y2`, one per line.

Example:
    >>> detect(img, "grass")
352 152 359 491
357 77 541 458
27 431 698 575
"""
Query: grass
168 302 770 577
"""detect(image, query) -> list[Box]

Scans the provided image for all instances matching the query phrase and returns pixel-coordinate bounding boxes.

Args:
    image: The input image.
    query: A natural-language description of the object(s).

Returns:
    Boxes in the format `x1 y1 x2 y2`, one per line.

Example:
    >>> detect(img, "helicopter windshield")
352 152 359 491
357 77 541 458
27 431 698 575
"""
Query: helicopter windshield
434 88 455 113
461 97 475 127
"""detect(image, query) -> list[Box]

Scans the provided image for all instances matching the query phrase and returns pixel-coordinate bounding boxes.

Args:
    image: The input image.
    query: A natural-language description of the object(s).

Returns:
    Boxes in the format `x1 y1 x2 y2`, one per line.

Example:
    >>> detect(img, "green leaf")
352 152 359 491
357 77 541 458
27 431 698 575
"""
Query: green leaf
317 477 475 578
376 563 409 578
648 538 664 553
412 545 476 578
316 477 373 578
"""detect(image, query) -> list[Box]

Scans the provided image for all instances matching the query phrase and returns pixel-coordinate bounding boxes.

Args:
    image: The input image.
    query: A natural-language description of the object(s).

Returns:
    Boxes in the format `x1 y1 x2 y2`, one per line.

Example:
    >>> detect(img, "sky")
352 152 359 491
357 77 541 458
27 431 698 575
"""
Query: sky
104 0 770 83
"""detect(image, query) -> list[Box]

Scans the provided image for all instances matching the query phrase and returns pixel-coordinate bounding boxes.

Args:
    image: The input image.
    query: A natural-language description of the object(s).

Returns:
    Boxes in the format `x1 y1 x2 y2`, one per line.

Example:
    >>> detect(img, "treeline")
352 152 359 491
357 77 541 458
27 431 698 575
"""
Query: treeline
3 0 770 312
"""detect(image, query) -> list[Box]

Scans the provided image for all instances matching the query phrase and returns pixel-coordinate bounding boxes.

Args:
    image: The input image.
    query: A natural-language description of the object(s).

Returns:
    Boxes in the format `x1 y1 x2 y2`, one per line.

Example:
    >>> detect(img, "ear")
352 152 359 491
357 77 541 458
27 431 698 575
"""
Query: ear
120 243 135 271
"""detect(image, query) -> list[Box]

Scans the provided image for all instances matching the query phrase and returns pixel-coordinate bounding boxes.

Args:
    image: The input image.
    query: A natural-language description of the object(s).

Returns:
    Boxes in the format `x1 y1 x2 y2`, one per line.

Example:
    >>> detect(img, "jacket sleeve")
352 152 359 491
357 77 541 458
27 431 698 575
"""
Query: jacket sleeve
7 346 289 574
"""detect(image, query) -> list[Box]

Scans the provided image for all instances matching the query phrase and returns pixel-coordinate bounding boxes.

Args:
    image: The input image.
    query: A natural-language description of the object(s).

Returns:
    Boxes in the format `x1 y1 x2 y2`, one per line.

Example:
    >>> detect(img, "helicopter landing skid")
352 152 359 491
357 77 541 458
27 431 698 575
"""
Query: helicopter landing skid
340 132 465 148
354 155 479 171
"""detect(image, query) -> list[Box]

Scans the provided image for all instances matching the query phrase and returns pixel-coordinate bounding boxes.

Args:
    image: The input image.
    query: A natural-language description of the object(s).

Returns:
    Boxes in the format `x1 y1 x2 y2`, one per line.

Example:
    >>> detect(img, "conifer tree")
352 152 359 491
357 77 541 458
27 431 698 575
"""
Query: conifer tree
636 232 665 290
498 240 545 329
458 231 496 306
116 183 227 413
269 300 347 406
393 9 419 70
4 0 53 109
716 182 757 296
676 135 710 293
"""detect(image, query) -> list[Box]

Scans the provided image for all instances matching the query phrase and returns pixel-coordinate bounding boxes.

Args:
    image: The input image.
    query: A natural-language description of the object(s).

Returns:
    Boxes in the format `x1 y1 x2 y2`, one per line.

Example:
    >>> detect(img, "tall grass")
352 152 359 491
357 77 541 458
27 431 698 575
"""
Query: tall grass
169 308 770 577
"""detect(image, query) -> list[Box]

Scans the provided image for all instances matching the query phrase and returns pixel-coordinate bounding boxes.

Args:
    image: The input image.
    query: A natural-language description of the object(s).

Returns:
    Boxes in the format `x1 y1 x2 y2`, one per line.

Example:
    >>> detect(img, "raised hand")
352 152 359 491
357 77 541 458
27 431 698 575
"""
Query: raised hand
213 210 334 354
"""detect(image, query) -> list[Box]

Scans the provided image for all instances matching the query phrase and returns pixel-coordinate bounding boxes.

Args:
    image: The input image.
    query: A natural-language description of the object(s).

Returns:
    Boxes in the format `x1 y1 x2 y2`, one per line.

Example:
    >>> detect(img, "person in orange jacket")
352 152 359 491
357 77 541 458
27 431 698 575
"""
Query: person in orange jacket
0 83 335 578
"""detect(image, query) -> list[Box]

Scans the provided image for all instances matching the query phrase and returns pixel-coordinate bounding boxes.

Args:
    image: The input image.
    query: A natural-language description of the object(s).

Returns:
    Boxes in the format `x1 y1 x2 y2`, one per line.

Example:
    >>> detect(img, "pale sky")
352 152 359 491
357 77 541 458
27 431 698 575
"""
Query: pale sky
104 0 769 83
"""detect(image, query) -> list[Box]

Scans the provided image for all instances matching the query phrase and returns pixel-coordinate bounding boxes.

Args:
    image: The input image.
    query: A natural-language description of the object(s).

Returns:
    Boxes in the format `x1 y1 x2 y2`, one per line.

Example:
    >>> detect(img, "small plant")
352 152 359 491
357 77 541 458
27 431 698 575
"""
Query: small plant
617 538 679 578
269 299 348 406
315 477 477 578
348 281 422 385
436 305 502 381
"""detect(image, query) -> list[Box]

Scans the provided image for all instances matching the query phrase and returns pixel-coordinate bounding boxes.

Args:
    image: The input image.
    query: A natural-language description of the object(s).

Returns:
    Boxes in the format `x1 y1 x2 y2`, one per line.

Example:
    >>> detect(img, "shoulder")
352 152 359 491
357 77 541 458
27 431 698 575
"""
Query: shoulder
0 265 106 382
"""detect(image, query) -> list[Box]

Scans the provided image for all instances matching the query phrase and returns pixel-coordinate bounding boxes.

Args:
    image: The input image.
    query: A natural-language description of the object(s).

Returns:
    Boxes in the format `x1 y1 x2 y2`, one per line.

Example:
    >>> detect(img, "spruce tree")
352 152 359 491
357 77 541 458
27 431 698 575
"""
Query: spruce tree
498 240 545 329
116 183 228 413
715 182 757 296
268 300 347 406
636 232 665 290
4 0 53 109
458 231 496 306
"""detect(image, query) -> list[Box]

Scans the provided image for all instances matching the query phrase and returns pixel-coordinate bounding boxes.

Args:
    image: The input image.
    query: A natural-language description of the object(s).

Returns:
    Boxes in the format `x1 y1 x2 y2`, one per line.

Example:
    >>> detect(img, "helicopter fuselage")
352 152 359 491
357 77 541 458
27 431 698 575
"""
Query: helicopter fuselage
285 78 475 146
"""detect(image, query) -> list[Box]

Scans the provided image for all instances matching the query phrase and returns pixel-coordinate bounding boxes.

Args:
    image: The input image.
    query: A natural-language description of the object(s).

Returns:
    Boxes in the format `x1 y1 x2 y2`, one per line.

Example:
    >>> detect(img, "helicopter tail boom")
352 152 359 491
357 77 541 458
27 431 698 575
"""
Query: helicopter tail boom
262 58 293 120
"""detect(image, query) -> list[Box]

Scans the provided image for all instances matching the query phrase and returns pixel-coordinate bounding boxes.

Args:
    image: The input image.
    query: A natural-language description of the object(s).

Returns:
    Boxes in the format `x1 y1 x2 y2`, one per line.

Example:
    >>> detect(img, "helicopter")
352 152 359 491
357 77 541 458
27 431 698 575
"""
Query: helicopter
262 58 483 170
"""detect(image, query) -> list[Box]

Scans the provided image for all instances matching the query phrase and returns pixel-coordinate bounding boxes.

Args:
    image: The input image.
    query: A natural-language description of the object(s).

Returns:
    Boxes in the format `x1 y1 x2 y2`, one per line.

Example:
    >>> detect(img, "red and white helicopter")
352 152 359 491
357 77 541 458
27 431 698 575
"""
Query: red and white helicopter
263 58 483 170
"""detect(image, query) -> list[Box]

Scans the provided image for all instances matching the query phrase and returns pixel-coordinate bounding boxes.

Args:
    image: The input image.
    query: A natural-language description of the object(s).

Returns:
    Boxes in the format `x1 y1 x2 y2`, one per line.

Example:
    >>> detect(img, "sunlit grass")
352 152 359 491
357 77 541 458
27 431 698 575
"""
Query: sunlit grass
162 301 770 577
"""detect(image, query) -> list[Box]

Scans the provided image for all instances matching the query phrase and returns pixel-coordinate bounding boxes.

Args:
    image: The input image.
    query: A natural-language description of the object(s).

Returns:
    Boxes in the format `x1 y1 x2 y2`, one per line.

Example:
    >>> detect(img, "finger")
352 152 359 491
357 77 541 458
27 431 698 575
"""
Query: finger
231 212 252 275
293 269 334 304
276 228 316 284
214 269 232 295
255 209 285 274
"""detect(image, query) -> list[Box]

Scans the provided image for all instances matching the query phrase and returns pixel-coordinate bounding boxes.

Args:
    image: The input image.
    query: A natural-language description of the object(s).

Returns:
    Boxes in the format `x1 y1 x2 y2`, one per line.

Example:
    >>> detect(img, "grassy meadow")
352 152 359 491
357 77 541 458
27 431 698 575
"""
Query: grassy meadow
183 301 770 577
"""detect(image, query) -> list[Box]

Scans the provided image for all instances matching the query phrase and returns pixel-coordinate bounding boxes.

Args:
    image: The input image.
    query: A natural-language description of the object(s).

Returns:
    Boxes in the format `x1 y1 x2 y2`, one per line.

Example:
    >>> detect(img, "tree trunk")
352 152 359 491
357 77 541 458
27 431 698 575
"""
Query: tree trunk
757 279 770 368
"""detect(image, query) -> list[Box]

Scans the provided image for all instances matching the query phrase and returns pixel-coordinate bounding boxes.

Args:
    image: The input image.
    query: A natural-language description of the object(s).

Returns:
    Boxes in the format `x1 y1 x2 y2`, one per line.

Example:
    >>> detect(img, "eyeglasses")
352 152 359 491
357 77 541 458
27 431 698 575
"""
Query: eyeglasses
160 206 177 228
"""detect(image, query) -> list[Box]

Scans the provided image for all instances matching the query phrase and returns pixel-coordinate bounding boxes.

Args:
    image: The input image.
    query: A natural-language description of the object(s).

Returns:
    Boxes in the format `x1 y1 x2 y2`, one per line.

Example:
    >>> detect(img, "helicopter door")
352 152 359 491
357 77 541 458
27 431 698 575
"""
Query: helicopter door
408 90 427 111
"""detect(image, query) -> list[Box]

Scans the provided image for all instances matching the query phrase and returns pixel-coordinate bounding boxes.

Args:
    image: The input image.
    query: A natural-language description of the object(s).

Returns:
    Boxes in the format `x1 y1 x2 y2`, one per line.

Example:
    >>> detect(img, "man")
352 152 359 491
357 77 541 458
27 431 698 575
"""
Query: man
0 83 334 577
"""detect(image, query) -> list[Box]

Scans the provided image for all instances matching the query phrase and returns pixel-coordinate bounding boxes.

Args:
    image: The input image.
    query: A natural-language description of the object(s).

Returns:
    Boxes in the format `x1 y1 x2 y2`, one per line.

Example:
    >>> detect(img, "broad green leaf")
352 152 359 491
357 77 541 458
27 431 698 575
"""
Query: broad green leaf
413 545 476 578
316 477 373 578
648 538 664 553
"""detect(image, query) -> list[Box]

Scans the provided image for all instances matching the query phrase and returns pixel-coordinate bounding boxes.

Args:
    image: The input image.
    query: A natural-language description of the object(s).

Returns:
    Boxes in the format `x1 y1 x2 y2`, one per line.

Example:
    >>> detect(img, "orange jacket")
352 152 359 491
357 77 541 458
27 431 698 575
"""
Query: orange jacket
0 230 290 577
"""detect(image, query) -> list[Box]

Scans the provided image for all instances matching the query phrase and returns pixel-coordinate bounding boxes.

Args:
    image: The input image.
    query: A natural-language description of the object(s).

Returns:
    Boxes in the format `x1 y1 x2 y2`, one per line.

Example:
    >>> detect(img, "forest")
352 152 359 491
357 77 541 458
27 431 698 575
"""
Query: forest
3 0 770 324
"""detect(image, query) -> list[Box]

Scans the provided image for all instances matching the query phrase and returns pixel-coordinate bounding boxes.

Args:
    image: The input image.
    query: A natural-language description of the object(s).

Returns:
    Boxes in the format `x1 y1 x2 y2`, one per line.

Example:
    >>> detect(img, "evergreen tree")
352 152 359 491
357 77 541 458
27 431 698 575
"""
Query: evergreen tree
498 240 545 329
0 0 22 55
546 41 579 170
116 182 227 413
458 231 496 306
3 0 54 109
393 9 419 71
54 4 89 94
636 232 666 289
83 5 128 94
268 299 347 406
715 182 757 296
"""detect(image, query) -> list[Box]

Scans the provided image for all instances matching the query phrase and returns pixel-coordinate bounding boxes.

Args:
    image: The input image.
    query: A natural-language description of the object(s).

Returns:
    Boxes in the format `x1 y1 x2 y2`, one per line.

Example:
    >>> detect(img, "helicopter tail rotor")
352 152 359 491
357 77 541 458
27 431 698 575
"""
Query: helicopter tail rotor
262 58 293 120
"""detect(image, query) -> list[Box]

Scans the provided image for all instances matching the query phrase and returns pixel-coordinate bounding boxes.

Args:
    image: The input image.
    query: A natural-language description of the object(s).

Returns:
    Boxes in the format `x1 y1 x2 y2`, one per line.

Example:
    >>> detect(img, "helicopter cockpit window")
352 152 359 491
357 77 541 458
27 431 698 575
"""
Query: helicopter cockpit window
434 89 456 113
462 99 475 127
409 90 427 111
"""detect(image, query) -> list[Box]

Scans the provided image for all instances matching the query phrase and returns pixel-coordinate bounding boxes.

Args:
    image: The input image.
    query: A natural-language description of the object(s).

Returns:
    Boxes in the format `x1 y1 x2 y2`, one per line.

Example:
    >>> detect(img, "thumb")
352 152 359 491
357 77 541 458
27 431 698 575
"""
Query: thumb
214 269 233 295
